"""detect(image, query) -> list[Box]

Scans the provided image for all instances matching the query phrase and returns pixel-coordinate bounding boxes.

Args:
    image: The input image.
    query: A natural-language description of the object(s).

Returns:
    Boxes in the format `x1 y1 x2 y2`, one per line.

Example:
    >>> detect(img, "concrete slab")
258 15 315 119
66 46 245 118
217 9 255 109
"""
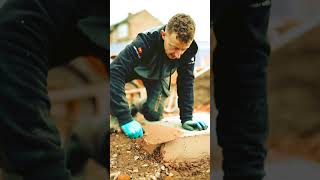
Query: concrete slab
140 123 183 154
160 133 210 162
140 112 210 162
142 112 210 137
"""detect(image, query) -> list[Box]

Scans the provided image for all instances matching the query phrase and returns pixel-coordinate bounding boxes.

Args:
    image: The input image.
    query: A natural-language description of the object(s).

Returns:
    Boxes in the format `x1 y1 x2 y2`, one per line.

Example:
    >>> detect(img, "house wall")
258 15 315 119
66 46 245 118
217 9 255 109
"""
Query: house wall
128 11 162 40
111 10 162 43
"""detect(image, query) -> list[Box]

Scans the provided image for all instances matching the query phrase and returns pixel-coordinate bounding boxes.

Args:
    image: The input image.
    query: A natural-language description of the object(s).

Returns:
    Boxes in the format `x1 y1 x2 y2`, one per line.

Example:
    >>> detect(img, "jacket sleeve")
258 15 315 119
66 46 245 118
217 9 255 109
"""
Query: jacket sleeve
110 33 152 125
177 43 198 124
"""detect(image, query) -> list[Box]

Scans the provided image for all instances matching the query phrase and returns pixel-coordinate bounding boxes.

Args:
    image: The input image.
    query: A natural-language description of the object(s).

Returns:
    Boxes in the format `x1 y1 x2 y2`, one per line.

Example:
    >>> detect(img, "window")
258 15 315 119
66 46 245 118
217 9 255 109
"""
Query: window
117 23 128 39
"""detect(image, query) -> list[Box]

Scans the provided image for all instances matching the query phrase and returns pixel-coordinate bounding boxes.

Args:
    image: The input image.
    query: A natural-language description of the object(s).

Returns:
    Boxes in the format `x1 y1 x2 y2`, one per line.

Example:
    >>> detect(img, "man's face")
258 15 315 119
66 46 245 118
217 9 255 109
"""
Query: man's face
161 30 192 60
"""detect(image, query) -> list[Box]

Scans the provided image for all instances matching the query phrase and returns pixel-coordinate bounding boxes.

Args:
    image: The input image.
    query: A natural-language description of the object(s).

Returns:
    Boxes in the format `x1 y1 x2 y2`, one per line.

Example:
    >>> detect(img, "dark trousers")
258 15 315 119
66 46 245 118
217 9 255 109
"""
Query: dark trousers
142 78 169 121
212 0 271 179
131 77 169 122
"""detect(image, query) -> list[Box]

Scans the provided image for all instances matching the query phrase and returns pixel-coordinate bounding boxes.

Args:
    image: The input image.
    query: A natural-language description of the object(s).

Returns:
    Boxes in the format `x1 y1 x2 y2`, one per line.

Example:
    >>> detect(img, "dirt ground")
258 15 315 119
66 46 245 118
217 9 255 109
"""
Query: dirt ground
110 133 210 180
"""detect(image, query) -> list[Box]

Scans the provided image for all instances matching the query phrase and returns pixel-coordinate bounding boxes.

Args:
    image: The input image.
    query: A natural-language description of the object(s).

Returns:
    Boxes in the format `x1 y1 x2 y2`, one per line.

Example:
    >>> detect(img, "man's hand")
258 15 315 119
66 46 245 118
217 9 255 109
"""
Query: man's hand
182 120 208 131
120 119 144 139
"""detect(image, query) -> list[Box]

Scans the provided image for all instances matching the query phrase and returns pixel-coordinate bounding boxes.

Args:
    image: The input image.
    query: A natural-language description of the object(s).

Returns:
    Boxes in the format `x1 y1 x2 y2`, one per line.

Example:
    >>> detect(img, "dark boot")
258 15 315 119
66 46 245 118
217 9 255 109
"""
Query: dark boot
130 99 146 117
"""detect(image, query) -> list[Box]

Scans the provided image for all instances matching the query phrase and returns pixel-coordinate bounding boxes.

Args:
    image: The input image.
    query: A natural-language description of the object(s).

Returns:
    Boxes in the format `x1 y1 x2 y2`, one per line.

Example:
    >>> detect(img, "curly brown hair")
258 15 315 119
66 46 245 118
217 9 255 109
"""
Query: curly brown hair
166 13 196 44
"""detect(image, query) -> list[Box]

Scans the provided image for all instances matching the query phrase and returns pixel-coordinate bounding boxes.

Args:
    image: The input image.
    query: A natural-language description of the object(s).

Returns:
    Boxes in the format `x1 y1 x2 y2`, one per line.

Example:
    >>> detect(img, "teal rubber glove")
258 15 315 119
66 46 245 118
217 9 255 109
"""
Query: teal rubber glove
182 120 208 131
121 119 144 139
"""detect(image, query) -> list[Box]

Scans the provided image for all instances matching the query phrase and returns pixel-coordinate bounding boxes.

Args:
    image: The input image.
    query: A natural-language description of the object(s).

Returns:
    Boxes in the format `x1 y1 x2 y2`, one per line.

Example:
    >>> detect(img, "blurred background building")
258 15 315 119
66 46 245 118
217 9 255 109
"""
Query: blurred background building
110 10 162 43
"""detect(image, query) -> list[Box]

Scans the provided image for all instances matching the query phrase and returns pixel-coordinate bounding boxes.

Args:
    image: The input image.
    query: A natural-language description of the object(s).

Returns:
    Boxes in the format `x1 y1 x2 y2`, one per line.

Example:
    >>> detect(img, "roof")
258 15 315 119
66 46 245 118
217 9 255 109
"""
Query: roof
110 10 162 32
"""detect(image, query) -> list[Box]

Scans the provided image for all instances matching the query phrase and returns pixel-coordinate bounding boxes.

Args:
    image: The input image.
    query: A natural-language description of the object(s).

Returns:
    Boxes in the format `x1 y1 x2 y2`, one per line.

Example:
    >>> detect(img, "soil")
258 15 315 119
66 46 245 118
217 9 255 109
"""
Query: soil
110 133 210 180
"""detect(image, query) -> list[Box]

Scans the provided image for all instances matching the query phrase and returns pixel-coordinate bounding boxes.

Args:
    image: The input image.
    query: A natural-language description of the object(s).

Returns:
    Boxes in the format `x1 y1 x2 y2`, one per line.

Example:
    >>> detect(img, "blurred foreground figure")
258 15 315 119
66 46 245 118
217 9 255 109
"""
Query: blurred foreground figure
0 0 108 179
212 0 271 179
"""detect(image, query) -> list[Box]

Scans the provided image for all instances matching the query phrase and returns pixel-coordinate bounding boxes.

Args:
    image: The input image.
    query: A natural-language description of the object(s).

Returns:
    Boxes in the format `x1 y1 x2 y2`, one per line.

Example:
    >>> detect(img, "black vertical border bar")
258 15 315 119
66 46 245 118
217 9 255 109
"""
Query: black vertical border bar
106 1 111 178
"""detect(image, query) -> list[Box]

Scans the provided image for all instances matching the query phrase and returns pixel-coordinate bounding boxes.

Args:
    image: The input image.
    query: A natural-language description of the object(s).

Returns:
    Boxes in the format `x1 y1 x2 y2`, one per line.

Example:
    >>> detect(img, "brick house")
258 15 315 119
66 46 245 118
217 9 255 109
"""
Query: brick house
110 10 163 43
